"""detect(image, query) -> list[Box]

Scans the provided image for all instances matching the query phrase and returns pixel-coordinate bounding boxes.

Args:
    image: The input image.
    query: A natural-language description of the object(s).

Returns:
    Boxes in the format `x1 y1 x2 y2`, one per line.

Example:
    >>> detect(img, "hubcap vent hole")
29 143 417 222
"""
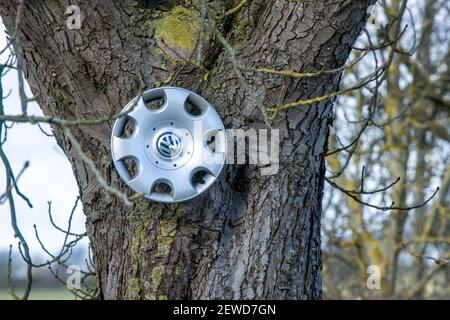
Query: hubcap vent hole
185 97 202 116
144 94 165 110
153 182 172 194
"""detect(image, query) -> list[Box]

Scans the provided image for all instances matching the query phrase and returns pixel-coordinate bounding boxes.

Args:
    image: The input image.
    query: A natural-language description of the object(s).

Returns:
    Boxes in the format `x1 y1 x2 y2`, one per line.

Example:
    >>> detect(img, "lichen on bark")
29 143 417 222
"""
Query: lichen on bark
155 5 200 58
128 207 152 299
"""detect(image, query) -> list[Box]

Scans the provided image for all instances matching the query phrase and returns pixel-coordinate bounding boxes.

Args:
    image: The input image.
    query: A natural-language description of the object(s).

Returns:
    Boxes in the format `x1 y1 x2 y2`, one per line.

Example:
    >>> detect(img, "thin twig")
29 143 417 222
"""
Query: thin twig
63 127 133 206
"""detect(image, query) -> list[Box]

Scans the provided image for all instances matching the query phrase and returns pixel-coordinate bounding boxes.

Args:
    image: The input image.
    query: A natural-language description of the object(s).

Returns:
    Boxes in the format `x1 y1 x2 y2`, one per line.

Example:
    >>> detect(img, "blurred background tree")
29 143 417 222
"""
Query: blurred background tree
323 0 450 299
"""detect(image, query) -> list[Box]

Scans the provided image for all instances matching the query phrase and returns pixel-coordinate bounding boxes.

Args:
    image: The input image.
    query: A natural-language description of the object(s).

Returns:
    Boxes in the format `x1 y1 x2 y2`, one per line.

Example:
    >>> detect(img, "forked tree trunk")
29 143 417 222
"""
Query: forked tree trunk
1 0 372 299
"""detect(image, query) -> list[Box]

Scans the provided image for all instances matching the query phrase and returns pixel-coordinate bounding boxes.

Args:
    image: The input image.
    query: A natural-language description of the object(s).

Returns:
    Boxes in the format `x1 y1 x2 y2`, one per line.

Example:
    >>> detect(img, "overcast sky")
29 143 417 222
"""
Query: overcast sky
0 21 87 258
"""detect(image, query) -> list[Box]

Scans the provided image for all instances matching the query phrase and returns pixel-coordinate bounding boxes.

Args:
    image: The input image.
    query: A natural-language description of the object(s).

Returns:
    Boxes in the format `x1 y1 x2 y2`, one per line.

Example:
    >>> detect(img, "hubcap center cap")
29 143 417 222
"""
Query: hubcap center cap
156 132 182 158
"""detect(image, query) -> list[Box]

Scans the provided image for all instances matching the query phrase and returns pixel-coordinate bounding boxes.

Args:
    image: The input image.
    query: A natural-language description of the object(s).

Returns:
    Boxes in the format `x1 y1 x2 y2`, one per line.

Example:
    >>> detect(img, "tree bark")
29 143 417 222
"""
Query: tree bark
1 0 373 299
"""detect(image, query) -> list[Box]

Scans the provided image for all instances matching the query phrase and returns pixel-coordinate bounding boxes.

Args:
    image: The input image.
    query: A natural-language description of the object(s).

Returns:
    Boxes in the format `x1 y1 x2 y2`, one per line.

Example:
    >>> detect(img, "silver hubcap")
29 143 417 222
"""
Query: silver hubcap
110 87 226 203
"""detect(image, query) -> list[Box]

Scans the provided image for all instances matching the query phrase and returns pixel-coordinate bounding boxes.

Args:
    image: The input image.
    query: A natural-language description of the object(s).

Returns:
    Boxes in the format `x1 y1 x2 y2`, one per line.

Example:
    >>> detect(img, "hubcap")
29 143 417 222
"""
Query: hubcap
110 86 226 203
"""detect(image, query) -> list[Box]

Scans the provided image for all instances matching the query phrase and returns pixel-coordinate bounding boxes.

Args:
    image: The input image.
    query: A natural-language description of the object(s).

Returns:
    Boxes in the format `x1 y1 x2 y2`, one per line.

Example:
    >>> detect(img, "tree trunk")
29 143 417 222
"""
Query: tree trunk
1 0 372 299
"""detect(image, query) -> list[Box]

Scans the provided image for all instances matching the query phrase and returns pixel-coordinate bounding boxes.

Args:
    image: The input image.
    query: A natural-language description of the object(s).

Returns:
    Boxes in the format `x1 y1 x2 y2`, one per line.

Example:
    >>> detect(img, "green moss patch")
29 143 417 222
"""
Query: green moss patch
155 6 200 52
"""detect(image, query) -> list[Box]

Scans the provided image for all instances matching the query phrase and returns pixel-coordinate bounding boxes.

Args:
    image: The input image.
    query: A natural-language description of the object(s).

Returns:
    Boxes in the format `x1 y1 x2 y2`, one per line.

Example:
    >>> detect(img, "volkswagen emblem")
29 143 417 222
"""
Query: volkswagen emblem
157 132 182 158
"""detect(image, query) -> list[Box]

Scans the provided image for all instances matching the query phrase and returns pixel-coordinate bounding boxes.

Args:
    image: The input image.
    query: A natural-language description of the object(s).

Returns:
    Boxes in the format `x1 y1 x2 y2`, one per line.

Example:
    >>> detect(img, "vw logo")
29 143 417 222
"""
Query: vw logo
157 132 182 158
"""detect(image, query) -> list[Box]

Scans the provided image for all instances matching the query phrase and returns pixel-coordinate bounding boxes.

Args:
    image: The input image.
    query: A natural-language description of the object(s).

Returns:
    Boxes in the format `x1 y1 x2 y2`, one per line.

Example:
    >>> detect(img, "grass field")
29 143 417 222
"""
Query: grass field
0 288 76 300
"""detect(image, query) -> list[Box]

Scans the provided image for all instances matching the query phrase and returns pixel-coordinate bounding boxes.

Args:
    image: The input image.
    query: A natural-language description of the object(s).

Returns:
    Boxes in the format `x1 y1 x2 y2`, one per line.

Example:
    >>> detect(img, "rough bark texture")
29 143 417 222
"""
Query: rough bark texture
1 0 372 299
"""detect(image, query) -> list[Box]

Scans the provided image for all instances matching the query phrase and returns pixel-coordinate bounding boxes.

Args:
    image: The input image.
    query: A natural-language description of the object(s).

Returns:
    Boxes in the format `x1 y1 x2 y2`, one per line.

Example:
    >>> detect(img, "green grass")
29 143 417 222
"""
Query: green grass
0 288 76 300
